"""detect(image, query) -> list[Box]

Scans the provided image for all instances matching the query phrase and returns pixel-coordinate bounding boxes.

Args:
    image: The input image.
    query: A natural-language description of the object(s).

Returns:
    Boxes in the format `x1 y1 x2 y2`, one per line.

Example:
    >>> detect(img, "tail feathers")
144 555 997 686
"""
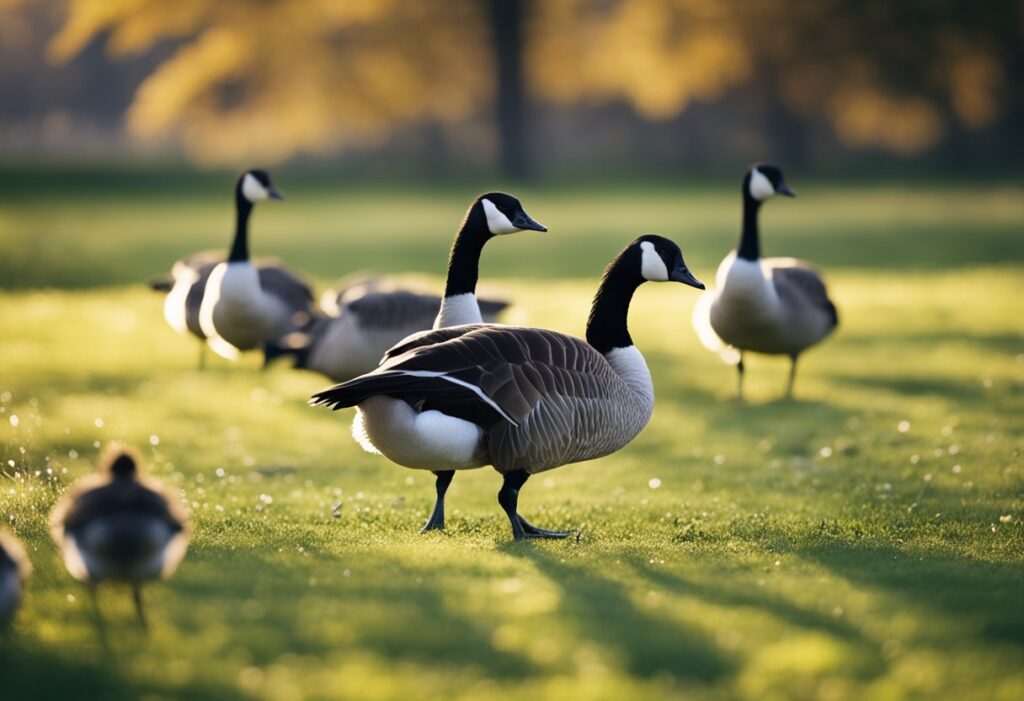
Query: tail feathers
263 332 311 369
478 297 510 321
310 372 411 411
148 274 174 292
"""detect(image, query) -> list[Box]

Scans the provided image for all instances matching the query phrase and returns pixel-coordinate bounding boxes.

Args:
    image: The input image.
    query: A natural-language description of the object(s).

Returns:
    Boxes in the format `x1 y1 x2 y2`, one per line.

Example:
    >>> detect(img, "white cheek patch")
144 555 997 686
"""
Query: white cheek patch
640 241 669 281
481 198 519 235
748 168 775 201
242 173 269 202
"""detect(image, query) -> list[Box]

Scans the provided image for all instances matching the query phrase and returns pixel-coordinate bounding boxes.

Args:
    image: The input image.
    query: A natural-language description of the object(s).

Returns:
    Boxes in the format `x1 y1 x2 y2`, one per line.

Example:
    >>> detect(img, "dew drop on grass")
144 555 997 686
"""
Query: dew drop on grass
94 418 103 428
820 447 833 458
258 494 273 505
67 594 76 603
9 415 18 427
149 434 160 446
898 421 910 433
948 444 960 455
648 478 662 489
952 464 962 474
68 450 78 459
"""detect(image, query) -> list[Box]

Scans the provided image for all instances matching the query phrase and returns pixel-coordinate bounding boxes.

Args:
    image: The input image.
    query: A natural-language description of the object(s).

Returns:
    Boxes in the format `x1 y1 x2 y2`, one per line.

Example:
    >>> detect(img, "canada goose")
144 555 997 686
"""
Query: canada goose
433 191 546 328
303 192 542 531
150 250 317 369
692 164 837 398
312 235 704 540
265 282 510 382
266 191 533 383
197 169 319 360
0 529 31 625
50 444 189 630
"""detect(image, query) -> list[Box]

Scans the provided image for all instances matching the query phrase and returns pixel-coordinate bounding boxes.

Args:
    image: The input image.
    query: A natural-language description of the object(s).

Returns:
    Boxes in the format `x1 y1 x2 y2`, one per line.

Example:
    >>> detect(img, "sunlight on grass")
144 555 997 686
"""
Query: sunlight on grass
1 183 1022 700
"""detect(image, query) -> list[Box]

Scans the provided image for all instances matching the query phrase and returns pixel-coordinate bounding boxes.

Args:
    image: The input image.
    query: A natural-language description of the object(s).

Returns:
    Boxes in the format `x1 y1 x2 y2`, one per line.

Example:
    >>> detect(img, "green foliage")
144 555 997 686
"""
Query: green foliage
1 179 1022 700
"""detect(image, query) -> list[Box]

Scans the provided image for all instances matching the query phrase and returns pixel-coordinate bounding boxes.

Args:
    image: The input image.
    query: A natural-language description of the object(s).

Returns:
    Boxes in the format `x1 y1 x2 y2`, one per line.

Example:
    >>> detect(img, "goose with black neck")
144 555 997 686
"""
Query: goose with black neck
692 163 838 398
259 191 539 381
197 170 318 361
311 235 704 541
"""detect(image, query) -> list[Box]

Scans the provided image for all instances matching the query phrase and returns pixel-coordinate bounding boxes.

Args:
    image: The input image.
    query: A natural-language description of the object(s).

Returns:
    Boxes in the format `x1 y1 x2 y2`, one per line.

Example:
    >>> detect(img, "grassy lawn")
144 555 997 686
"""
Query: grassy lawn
1 175 1022 700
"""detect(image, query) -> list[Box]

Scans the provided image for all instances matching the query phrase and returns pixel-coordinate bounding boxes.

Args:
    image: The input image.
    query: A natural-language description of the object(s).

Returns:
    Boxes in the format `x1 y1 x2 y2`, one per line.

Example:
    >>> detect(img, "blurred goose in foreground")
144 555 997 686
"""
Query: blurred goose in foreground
314 192 546 533
197 169 319 360
265 277 509 381
312 235 704 540
0 529 31 625
50 444 189 630
692 164 837 398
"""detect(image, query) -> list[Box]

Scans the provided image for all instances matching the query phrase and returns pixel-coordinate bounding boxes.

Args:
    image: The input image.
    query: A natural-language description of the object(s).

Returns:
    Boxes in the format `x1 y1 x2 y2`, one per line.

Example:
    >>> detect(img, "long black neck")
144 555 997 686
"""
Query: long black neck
586 252 644 355
737 185 762 261
443 204 491 298
229 190 253 263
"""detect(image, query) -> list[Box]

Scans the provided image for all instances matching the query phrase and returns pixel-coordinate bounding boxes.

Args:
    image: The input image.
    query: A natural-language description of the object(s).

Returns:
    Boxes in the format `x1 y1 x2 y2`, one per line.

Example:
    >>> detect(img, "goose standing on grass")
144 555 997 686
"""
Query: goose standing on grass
265 281 509 381
692 164 837 398
313 191 546 533
50 444 189 630
197 169 319 360
312 235 705 540
0 529 31 625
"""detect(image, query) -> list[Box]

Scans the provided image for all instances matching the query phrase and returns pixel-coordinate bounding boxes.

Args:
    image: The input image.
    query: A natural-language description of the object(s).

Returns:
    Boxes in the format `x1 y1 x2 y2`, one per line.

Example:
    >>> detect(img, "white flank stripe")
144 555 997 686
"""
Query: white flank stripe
396 370 519 426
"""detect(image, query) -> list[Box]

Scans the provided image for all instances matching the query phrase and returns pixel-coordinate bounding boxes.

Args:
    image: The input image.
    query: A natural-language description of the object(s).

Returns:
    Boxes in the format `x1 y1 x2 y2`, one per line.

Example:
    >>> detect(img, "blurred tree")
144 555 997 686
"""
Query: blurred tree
40 0 1024 171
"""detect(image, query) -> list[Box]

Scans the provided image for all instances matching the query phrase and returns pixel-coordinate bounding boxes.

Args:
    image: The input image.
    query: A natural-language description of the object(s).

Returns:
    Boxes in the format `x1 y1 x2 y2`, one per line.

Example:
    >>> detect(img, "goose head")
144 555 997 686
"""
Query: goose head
470 192 547 237
237 169 285 203
100 443 142 482
745 164 795 202
634 235 705 289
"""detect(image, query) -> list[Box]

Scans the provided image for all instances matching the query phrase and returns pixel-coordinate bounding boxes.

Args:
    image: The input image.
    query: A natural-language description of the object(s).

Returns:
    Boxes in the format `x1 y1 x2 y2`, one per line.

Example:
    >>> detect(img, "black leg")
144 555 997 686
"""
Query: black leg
786 353 798 399
497 470 568 540
498 470 529 540
736 352 745 400
132 583 148 633
421 470 454 533
88 584 109 649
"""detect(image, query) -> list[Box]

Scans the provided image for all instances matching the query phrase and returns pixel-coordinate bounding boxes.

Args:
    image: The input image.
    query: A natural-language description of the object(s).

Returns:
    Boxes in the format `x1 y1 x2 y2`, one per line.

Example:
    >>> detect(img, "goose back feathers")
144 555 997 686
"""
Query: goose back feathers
313 324 653 474
50 446 189 583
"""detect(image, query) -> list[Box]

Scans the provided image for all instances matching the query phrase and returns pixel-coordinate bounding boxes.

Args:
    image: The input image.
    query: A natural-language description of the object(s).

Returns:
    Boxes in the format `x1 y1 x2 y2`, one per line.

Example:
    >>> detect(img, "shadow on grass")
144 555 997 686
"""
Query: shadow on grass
501 546 733 683
170 545 537 680
798 541 1024 648
626 557 887 676
0 638 253 701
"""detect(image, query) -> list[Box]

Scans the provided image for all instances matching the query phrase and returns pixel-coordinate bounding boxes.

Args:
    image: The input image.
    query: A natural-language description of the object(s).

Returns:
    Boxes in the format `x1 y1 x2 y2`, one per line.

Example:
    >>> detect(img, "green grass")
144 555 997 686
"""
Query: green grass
1 177 1022 700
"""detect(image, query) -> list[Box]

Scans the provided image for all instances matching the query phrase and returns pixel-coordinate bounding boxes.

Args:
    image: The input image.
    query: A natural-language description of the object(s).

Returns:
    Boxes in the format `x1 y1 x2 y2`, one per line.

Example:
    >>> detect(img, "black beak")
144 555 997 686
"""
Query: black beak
267 186 286 201
512 209 547 232
776 183 796 197
670 263 705 290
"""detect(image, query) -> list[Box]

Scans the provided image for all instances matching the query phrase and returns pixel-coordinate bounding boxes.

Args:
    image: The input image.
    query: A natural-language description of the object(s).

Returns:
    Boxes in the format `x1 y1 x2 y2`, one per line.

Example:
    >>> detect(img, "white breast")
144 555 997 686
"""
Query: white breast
604 345 654 408
200 262 288 355
434 293 482 329
352 396 486 470
712 254 781 320
163 268 198 335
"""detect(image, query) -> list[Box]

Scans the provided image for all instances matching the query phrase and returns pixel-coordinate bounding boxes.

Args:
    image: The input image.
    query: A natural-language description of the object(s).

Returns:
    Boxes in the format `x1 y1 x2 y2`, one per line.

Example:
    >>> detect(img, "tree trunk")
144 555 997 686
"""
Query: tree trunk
485 0 529 179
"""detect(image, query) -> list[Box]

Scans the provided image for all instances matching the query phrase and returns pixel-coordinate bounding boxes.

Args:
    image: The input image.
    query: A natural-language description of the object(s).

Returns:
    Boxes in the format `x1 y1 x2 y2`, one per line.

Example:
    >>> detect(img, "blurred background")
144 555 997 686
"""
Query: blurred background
1 0 1021 179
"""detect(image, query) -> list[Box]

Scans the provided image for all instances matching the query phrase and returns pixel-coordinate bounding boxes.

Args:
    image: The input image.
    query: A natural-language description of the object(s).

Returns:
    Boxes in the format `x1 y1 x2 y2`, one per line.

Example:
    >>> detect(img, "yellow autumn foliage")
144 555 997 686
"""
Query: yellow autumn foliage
43 0 1011 164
